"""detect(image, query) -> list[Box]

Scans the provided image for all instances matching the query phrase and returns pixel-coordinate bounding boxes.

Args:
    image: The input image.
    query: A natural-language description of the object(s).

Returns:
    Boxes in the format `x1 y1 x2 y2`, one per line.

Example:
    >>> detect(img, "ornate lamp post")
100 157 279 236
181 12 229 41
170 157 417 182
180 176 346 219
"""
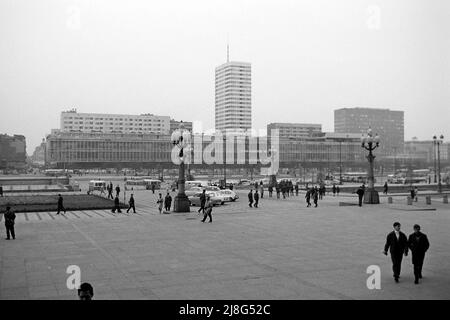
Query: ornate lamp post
361 128 380 204
433 134 444 193
171 122 191 212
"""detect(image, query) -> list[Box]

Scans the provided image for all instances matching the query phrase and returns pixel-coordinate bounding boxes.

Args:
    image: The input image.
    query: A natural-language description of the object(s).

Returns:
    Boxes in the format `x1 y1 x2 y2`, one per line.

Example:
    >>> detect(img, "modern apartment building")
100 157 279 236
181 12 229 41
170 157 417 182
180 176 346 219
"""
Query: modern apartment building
267 123 322 139
60 109 171 134
215 61 251 134
334 107 404 157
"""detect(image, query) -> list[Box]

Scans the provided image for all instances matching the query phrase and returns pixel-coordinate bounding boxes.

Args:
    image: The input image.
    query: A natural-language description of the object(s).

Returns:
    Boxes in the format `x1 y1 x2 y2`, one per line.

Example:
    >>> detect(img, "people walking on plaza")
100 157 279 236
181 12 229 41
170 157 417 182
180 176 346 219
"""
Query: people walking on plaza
248 189 254 207
313 187 319 207
332 184 336 197
115 185 121 198
295 183 299 196
100 185 106 196
164 192 172 212
305 188 312 207
383 182 388 195
126 194 136 213
254 190 259 208
356 186 365 207
290 181 294 196
0 185 3 197
4 206 16 240
260 182 264 199
383 222 408 283
201 195 213 223
151 183 155 194
336 185 340 196
198 189 206 215
157 193 163 214
57 194 66 215
268 185 273 197
78 282 94 300
414 186 419 202
407 224 430 284
276 184 280 199
112 195 122 213
107 183 113 199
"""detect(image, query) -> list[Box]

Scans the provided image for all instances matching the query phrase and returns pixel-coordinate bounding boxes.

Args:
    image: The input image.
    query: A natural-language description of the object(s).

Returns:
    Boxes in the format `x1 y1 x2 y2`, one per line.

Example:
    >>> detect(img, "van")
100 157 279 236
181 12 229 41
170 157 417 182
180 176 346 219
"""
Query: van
88 180 106 194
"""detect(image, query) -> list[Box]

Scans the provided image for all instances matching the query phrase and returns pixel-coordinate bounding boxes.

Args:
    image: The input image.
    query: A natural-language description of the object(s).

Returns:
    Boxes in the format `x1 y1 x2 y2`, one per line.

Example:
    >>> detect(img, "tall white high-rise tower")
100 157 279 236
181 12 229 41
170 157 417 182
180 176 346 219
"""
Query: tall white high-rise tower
215 49 251 134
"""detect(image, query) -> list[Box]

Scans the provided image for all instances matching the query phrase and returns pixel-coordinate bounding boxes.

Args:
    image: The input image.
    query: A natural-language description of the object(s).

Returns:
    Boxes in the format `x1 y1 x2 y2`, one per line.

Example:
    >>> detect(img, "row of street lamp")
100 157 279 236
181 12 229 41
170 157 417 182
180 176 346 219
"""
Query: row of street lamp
170 122 445 212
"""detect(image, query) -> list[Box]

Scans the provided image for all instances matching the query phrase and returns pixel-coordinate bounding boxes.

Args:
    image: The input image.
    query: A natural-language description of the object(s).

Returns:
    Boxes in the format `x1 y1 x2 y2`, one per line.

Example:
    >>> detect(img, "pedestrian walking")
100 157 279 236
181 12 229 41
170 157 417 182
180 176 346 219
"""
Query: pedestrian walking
260 183 264 199
268 185 273 197
115 185 121 198
198 189 206 215
157 193 163 214
254 190 259 208
332 184 336 197
383 182 388 195
100 185 106 196
106 183 112 199
383 222 408 283
0 186 3 197
248 190 254 207
295 184 299 196
151 184 155 194
407 224 430 284
336 186 340 196
276 184 280 199
356 186 364 207
112 195 122 213
201 195 213 223
126 194 136 213
313 187 319 207
305 189 311 207
4 206 16 240
57 194 66 215
164 192 172 212
414 187 419 202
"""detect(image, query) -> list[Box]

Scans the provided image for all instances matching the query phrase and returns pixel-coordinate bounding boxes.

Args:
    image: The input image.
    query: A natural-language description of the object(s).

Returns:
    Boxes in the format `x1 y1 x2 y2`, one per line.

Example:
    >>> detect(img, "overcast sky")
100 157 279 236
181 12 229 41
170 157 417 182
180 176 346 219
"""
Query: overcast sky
1 0 449 153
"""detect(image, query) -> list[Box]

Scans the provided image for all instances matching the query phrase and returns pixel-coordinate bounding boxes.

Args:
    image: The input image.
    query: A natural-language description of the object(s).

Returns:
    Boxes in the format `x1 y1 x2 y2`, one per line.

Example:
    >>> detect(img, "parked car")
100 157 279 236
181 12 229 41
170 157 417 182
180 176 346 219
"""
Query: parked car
185 186 204 197
219 189 239 202
188 191 223 206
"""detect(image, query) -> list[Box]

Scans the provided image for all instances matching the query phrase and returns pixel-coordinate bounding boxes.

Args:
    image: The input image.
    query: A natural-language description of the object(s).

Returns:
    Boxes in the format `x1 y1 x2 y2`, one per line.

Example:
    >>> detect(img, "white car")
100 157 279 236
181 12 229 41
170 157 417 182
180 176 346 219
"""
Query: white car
219 189 239 202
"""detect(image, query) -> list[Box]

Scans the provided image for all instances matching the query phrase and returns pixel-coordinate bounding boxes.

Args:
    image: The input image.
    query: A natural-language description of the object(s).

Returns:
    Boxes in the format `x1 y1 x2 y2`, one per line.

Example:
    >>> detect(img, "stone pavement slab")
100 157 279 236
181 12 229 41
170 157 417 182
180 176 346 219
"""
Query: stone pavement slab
1 190 450 299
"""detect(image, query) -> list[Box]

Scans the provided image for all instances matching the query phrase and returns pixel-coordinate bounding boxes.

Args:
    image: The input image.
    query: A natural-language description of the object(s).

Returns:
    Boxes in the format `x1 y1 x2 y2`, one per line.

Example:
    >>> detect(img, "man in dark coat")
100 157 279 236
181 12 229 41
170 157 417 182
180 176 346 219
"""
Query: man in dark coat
407 224 430 284
151 184 155 194
295 184 299 196
268 185 273 197
4 206 16 240
313 187 319 207
198 190 206 214
248 190 253 207
126 194 136 213
356 186 364 207
164 192 172 212
0 186 3 197
57 194 66 214
254 190 259 208
305 188 311 207
107 183 113 199
383 182 388 195
275 184 280 199
115 185 121 197
112 195 122 213
383 222 408 282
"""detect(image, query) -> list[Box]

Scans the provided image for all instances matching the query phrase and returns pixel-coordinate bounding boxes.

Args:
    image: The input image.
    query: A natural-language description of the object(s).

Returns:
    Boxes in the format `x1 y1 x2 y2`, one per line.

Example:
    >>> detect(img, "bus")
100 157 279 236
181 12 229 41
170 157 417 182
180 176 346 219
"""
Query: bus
125 179 161 190
341 172 368 183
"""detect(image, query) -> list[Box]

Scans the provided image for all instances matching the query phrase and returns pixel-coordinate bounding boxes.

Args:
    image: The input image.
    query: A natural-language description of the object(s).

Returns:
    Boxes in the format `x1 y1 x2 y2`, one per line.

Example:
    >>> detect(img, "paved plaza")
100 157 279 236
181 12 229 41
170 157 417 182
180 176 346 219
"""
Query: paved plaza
1 190 450 300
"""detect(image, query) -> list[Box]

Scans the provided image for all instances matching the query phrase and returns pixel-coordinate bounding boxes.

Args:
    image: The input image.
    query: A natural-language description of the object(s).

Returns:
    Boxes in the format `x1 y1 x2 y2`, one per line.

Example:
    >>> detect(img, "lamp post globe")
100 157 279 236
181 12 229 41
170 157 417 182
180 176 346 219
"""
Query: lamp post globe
361 128 380 204
172 122 190 213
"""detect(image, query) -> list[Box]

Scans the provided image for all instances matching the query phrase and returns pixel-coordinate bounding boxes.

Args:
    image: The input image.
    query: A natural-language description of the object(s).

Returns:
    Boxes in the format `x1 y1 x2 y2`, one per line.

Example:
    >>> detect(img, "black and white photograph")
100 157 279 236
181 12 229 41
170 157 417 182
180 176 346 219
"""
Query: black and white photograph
0 0 449 311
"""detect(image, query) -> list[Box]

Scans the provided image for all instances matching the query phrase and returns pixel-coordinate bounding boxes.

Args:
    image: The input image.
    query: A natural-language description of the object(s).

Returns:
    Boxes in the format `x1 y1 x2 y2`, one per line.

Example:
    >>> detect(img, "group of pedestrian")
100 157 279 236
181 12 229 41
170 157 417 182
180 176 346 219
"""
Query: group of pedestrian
248 189 260 208
331 184 341 196
156 192 173 213
305 186 320 207
196 189 213 222
384 222 430 284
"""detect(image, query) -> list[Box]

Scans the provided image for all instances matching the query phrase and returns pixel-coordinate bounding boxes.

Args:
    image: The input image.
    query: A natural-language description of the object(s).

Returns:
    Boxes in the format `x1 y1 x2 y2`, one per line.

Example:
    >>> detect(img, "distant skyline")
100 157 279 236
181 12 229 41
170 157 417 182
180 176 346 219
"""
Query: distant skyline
1 0 449 153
